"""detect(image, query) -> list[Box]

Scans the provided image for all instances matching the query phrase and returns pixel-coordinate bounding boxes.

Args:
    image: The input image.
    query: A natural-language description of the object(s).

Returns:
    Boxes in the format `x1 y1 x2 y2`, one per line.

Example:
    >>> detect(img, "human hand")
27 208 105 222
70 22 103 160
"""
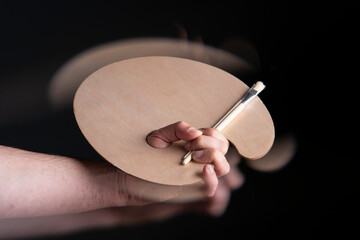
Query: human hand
146 121 230 197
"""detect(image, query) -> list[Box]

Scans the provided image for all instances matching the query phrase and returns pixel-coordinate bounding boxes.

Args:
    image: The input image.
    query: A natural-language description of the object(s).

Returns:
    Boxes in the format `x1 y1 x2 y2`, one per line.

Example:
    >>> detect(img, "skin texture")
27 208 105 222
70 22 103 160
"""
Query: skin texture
0 121 231 219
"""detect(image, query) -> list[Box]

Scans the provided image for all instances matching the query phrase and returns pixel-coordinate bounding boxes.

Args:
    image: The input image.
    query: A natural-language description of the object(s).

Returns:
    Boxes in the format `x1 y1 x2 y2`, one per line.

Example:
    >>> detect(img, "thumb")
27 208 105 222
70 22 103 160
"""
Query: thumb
146 121 202 148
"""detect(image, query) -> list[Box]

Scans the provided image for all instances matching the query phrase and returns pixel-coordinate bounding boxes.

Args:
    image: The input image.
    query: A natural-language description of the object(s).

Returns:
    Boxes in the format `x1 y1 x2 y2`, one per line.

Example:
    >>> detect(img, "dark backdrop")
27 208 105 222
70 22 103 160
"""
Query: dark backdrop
0 1 358 239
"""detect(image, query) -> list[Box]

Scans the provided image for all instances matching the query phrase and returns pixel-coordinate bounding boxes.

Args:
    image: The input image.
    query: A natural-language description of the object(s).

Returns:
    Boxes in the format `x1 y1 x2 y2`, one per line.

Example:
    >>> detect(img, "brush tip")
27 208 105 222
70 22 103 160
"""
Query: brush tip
253 81 265 92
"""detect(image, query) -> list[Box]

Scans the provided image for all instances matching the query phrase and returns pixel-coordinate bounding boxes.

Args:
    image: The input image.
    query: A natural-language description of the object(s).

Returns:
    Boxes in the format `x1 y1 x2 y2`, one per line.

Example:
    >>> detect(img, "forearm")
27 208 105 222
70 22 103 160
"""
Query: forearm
0 145 118 218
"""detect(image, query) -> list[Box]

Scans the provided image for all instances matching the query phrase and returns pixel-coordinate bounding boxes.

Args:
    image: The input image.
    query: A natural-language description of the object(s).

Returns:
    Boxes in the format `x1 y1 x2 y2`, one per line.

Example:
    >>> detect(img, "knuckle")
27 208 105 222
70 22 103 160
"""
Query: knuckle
218 162 230 177
212 151 230 177
220 140 229 153
209 149 219 160
193 135 204 148
175 121 186 128
223 161 231 175
224 137 229 146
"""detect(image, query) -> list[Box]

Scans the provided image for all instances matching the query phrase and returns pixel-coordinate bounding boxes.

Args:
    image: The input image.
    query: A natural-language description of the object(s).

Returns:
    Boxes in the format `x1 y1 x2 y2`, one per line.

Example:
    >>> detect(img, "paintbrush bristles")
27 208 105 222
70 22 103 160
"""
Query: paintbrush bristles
253 81 265 93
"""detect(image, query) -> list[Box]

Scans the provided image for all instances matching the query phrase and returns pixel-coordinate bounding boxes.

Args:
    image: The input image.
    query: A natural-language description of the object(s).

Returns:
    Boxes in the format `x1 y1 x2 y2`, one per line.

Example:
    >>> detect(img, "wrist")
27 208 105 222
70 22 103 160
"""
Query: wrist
94 162 121 208
112 168 152 207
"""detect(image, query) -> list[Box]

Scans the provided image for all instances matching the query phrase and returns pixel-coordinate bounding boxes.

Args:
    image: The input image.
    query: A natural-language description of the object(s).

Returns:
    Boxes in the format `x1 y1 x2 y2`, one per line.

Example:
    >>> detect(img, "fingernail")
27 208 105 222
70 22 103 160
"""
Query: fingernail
188 127 202 135
205 164 214 174
193 150 203 159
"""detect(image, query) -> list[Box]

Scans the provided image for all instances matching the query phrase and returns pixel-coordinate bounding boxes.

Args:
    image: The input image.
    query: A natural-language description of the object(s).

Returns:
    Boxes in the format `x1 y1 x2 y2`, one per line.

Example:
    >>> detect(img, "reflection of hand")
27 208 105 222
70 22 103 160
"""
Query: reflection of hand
146 121 230 197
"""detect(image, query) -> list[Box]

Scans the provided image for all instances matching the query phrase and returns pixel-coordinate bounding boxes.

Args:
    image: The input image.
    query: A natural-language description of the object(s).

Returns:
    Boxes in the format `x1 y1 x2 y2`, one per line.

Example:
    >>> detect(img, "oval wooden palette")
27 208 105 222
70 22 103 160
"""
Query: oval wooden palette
74 56 274 186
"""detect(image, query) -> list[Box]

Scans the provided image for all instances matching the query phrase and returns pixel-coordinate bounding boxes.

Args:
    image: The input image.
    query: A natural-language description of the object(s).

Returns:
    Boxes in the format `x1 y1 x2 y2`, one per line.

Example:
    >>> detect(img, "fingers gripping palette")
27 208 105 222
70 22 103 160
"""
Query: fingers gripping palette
74 56 274 185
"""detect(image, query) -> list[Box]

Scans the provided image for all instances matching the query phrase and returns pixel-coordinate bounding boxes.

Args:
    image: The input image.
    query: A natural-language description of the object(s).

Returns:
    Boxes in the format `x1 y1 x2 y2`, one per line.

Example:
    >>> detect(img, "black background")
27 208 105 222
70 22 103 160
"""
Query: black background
0 0 359 239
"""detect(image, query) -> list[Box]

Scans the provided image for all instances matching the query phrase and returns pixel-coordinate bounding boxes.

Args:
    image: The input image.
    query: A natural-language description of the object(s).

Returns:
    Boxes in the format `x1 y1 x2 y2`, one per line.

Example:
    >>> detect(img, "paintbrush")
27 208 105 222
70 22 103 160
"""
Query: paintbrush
182 81 266 165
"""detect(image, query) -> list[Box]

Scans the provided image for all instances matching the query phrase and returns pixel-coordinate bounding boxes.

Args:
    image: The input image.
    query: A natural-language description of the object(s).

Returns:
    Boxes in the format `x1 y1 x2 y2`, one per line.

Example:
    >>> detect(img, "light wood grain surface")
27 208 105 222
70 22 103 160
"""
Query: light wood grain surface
74 56 274 185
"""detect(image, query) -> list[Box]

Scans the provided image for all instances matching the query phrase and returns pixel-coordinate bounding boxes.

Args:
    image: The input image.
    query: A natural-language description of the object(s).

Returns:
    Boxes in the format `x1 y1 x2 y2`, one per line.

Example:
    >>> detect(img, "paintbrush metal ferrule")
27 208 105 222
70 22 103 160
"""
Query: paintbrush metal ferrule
240 81 265 106
239 89 258 105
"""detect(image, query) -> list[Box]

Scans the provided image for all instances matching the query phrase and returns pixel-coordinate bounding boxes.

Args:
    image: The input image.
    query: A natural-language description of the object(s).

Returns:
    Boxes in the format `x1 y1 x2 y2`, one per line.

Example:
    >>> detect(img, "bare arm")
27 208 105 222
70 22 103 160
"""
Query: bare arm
0 145 243 239
0 145 118 218
0 121 231 219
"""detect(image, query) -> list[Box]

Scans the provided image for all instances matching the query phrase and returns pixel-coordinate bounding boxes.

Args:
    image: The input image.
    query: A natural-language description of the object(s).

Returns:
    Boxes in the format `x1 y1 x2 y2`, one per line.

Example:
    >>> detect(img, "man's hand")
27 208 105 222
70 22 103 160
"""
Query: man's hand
146 121 230 197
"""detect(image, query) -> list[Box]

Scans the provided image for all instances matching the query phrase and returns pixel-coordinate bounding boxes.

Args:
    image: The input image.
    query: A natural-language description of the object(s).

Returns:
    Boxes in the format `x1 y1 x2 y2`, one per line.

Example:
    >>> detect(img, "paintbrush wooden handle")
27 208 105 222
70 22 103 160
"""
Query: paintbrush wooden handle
181 81 265 165
181 103 245 165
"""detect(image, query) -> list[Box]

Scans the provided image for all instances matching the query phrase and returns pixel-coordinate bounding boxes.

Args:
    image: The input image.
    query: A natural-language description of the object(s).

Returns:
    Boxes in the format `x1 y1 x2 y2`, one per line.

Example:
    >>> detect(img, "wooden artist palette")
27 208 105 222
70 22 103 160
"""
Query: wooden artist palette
74 56 274 186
